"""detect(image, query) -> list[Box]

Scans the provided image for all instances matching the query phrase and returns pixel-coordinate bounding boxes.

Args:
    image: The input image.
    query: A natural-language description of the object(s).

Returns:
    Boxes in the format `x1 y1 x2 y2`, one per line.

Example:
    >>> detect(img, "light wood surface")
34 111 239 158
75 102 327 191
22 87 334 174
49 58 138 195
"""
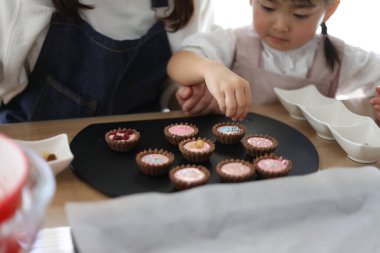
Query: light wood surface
0 104 366 228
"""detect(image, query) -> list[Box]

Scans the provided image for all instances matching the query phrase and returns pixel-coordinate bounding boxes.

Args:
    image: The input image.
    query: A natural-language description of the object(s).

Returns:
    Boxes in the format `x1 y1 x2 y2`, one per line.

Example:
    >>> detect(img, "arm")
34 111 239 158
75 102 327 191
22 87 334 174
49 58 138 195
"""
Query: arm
167 50 252 121
369 86 380 122
336 44 380 121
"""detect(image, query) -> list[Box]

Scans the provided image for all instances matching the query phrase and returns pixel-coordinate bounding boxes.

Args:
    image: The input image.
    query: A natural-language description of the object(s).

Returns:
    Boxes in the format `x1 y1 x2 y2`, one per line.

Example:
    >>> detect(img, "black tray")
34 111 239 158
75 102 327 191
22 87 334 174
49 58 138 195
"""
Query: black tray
70 113 318 197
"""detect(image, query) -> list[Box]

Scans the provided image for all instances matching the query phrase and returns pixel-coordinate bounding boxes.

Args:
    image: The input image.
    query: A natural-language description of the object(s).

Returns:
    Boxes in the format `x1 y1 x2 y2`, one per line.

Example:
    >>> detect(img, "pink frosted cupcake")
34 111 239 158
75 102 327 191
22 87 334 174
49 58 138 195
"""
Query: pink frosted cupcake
179 137 215 163
212 122 246 144
242 134 278 157
164 123 199 145
253 154 292 179
135 149 175 176
105 128 140 152
169 164 210 190
216 159 255 182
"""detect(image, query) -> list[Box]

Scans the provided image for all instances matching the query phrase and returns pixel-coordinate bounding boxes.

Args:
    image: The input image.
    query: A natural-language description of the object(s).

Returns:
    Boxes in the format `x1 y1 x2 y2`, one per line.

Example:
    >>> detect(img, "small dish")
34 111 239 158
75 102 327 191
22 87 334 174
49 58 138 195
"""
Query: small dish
329 120 380 163
274 85 336 120
14 134 74 175
300 102 370 140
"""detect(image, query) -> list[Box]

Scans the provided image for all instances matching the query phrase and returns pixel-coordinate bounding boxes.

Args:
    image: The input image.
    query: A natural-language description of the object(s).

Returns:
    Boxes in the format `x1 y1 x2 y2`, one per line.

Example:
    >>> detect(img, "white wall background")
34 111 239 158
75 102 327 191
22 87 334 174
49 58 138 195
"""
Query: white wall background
211 0 380 53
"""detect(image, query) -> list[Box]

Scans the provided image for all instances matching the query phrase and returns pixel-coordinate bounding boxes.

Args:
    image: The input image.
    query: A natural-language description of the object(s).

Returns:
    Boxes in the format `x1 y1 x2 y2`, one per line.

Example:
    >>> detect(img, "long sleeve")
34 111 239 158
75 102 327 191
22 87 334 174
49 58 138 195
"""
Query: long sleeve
0 0 54 105
337 45 380 99
179 27 237 68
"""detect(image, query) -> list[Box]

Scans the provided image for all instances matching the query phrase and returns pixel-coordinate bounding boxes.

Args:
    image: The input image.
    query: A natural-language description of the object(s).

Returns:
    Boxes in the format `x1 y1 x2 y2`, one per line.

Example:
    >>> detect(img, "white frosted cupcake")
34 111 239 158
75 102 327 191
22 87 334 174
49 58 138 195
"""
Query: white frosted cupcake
169 164 210 190
253 153 292 179
212 122 246 144
242 134 278 157
135 149 175 176
216 159 255 182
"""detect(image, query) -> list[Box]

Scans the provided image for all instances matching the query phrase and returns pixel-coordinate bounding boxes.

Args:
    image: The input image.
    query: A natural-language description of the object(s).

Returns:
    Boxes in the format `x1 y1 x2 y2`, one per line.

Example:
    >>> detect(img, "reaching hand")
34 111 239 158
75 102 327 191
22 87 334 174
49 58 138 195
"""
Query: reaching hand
203 62 252 121
176 83 220 115
168 51 252 121
369 86 380 122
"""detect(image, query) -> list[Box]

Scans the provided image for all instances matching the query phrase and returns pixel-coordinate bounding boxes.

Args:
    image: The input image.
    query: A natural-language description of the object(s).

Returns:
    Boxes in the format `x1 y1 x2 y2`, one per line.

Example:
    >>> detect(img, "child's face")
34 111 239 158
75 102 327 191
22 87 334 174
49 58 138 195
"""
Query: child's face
253 0 335 51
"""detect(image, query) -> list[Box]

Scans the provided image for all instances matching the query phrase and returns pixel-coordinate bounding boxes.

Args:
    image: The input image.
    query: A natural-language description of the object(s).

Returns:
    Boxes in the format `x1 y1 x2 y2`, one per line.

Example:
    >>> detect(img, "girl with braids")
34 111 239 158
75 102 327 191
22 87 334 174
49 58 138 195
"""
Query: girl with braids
168 0 380 121
0 0 214 122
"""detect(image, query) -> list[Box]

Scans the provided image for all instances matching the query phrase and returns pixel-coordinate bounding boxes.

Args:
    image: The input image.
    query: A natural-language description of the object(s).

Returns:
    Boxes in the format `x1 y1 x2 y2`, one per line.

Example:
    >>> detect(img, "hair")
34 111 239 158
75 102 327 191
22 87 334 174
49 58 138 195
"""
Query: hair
321 22 339 71
321 0 340 70
51 0 194 32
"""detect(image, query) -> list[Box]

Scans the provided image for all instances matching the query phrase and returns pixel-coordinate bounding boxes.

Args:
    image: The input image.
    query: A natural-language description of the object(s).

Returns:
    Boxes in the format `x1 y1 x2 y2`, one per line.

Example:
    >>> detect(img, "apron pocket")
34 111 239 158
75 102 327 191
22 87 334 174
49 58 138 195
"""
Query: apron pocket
32 74 98 120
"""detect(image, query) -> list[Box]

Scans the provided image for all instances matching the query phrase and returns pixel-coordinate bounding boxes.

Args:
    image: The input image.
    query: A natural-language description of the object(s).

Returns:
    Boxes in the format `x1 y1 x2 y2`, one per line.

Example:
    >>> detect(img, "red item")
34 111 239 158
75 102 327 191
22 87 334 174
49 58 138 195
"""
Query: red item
0 134 29 223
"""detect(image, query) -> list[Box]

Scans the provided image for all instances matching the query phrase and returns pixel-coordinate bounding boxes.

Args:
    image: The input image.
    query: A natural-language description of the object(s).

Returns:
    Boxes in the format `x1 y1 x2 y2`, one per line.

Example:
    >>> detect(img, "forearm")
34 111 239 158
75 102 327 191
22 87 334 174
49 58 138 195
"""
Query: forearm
167 50 220 86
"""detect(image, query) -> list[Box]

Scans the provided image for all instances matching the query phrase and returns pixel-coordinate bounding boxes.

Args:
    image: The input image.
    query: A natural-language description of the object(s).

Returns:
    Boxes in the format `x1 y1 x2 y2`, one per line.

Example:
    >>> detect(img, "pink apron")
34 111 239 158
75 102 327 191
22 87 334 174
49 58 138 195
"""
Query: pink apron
231 26 344 104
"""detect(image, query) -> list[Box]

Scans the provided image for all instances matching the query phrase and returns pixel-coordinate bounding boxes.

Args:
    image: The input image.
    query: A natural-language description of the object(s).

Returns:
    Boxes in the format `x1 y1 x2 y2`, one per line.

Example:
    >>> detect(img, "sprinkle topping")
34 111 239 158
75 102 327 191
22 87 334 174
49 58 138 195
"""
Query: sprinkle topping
248 137 273 148
168 125 195 136
220 162 251 176
174 168 205 182
217 126 241 135
184 140 210 152
257 158 289 172
141 154 169 165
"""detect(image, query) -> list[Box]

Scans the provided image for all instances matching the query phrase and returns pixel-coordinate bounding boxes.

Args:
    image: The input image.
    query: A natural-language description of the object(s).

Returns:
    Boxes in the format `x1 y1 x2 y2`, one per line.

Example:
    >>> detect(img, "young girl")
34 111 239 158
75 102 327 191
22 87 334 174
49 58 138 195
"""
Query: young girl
168 0 380 121
0 0 214 123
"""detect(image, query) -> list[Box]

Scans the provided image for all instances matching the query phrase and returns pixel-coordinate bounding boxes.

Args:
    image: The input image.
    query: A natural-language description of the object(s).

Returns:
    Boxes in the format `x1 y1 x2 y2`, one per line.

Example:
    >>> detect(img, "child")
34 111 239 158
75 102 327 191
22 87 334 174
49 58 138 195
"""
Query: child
167 0 380 121
0 0 214 123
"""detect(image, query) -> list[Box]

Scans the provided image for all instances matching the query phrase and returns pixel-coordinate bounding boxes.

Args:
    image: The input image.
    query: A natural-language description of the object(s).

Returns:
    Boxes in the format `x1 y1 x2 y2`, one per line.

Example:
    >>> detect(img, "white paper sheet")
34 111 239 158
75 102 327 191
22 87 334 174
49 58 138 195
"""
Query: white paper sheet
66 166 380 253
30 227 74 253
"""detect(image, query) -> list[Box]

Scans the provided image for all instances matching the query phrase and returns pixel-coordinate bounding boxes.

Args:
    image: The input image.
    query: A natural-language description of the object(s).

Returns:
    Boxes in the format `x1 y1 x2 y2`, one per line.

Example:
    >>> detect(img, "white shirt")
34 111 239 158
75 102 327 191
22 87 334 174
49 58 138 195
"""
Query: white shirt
0 0 215 104
180 26 380 100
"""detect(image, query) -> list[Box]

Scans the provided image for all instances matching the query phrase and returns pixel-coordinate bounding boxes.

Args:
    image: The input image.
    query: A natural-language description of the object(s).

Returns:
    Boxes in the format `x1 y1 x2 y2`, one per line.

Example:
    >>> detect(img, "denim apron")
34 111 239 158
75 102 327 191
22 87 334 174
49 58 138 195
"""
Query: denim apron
0 1 171 122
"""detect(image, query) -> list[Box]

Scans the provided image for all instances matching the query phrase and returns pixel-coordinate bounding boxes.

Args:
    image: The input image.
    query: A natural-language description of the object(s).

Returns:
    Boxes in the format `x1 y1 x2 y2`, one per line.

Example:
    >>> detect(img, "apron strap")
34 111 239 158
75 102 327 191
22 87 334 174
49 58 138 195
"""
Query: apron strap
151 0 174 18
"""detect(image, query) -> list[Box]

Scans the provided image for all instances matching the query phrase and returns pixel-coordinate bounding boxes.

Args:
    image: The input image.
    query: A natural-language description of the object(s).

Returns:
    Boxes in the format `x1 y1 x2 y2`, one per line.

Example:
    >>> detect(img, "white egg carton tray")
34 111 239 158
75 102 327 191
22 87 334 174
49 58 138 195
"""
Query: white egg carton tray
274 85 380 163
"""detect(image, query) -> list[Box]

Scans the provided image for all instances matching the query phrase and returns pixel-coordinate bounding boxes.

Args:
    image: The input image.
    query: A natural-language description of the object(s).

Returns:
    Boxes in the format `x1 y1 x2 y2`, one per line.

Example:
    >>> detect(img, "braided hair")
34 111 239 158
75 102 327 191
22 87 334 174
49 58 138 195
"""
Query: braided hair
321 0 340 70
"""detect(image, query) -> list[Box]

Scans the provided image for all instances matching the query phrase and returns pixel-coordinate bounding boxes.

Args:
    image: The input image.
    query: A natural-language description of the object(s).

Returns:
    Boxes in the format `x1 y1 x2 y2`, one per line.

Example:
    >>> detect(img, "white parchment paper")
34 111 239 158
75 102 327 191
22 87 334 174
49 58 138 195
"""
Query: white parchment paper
66 166 380 253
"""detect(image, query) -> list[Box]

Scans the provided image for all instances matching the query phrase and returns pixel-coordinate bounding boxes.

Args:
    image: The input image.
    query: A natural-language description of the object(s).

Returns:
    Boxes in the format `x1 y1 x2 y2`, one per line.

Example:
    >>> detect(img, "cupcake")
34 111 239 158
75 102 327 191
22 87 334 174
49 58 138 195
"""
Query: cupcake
242 134 278 157
212 122 246 144
135 149 175 176
179 137 215 163
253 153 292 179
164 122 199 145
169 164 210 190
105 128 140 152
216 159 255 182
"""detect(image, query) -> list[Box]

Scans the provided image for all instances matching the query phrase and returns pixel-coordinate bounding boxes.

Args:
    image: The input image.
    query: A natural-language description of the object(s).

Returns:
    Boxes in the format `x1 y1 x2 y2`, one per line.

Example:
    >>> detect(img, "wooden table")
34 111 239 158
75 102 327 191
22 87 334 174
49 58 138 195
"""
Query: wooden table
0 104 368 228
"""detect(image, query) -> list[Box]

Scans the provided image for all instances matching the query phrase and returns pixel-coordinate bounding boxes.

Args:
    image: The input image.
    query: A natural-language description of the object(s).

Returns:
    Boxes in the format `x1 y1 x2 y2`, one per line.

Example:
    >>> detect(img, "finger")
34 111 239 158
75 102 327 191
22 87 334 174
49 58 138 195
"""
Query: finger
376 86 380 95
177 86 193 100
187 89 214 114
191 97 221 115
223 89 237 118
233 88 247 120
175 87 192 108
370 96 380 105
182 85 207 111
243 85 253 119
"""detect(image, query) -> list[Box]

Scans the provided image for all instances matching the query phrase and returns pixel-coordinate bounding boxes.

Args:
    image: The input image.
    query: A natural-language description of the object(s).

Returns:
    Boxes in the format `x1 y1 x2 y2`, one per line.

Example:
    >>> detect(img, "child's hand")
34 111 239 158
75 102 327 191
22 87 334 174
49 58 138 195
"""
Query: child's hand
369 86 380 121
167 51 252 120
176 83 220 115
203 62 252 121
